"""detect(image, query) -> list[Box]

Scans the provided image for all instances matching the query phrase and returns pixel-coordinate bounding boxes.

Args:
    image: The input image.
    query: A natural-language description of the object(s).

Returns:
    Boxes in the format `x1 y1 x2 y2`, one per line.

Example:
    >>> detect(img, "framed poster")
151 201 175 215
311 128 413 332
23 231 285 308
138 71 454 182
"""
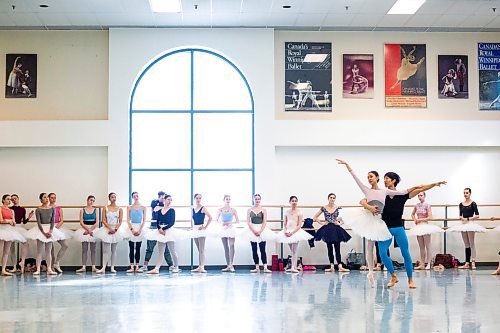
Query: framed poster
384 44 426 108
5 54 37 98
438 55 468 99
343 54 374 99
478 43 500 110
285 42 332 112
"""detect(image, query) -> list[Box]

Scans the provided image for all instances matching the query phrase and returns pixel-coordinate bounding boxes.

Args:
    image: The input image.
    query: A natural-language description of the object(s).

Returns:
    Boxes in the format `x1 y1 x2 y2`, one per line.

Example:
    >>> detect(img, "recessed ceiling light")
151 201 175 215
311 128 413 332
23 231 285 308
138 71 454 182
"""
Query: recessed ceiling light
283 5 292 9
149 0 182 13
39 4 49 8
388 0 426 15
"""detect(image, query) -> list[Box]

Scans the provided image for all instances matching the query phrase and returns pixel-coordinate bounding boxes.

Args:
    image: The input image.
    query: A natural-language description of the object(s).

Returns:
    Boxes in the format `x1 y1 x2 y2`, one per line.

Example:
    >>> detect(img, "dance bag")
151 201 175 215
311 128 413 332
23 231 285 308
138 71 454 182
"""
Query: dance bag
346 249 365 269
434 254 454 269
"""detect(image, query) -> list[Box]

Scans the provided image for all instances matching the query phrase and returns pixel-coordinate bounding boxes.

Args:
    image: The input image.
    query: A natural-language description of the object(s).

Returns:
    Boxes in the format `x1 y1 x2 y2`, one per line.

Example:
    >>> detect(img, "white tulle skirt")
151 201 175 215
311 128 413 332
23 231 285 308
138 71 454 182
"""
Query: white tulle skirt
446 222 488 233
26 225 65 243
340 208 392 241
240 226 276 242
55 226 74 240
209 223 238 238
73 228 98 243
14 225 29 239
0 224 27 242
407 223 445 236
95 225 127 243
124 224 146 242
191 225 209 238
146 228 190 242
276 228 313 244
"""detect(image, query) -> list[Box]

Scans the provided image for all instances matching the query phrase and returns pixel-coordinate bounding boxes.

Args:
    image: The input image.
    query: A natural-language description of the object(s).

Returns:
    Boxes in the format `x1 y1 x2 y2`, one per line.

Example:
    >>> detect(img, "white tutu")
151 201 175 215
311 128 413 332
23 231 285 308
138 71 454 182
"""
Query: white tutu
124 224 146 242
190 225 210 238
340 207 392 241
208 223 238 238
276 228 313 244
14 225 29 239
73 228 98 242
240 226 276 242
0 224 27 242
446 222 488 233
55 226 74 240
146 227 190 242
26 225 65 243
407 223 445 236
95 225 127 243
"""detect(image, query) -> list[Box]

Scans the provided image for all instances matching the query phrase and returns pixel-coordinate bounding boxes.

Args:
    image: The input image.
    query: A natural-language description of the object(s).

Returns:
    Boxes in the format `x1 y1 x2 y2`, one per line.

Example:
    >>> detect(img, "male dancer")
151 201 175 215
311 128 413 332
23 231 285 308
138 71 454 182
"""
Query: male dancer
362 174 446 289
142 191 173 271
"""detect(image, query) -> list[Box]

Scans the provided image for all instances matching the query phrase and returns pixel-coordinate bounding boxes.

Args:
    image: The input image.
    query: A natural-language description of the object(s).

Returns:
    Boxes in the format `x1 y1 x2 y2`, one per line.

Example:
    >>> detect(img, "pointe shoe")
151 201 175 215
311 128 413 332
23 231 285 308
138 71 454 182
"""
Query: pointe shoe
471 262 476 270
387 274 399 288
96 268 105 274
171 267 180 273
324 266 334 272
33 270 40 276
147 268 159 274
136 266 144 273
491 269 500 275
367 273 375 288
54 264 63 273
76 267 86 273
48 270 58 276
1 271 13 276
263 268 272 274
126 267 135 273
7 268 17 273
110 268 117 274
338 265 350 272
229 266 236 273
221 267 231 272
458 263 470 269
250 268 260 273
408 279 417 289
191 267 201 273
199 269 207 273
290 268 299 273
91 266 98 273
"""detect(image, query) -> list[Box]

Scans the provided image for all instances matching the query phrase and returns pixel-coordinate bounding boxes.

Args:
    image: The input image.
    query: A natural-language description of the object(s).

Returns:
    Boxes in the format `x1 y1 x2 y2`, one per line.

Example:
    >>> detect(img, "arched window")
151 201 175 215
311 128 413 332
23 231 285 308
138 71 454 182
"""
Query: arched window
129 48 254 217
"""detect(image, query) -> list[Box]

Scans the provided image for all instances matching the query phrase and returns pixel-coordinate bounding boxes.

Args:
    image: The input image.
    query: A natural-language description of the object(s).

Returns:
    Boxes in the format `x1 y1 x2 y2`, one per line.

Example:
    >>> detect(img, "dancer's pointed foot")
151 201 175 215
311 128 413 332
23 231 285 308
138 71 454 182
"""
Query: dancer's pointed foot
54 264 63 273
76 266 86 273
387 274 399 288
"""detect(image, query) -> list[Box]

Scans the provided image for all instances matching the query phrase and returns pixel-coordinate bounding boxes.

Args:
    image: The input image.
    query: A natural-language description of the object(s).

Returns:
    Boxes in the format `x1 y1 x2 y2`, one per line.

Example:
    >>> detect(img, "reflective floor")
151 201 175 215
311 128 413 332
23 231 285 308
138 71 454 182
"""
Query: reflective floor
1 268 499 333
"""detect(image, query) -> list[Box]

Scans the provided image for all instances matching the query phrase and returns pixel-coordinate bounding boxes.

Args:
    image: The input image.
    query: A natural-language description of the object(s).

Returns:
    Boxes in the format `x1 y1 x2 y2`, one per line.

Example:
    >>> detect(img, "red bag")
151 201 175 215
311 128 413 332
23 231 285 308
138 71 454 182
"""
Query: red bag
434 254 454 269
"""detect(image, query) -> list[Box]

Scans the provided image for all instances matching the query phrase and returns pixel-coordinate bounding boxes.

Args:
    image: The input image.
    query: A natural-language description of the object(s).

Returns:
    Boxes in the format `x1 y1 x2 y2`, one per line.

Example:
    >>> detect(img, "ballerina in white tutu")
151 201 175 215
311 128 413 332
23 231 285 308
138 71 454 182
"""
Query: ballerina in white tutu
147 194 186 274
244 194 275 273
26 193 64 275
5 194 32 274
337 159 413 286
409 192 444 270
96 193 125 274
447 188 486 270
190 193 213 273
276 196 313 273
214 195 240 273
49 193 71 273
74 195 99 273
1 194 27 276
125 192 146 273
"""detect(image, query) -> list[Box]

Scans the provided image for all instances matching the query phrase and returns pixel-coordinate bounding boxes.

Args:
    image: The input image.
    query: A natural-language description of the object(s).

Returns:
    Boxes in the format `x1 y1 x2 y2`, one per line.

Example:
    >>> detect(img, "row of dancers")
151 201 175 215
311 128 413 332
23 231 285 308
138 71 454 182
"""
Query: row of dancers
1 163 498 283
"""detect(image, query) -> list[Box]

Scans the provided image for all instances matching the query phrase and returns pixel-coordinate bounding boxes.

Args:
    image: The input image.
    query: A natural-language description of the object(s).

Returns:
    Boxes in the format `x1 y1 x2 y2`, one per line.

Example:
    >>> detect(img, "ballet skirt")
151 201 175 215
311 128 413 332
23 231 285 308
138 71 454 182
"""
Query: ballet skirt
124 223 146 242
340 202 392 241
314 207 351 243
209 223 238 238
95 210 126 243
446 222 488 233
407 222 444 236
0 224 27 242
7 70 21 88
146 227 190 242
240 226 276 242
190 225 210 238
55 225 75 240
276 227 313 244
73 228 98 242
26 225 65 243
14 225 29 239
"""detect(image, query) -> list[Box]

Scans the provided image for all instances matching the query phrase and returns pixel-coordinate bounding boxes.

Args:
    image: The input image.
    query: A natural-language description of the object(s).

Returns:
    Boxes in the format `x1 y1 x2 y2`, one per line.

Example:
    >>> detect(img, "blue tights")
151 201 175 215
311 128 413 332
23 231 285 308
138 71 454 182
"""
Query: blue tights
378 227 413 278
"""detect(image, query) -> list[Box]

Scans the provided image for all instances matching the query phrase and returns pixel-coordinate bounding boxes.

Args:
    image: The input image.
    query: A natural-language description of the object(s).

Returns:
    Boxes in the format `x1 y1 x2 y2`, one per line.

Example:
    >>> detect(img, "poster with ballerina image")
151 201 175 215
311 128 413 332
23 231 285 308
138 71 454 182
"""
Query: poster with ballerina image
343 54 374 99
5 54 37 98
285 42 332 112
438 55 468 99
384 44 426 108
478 43 500 110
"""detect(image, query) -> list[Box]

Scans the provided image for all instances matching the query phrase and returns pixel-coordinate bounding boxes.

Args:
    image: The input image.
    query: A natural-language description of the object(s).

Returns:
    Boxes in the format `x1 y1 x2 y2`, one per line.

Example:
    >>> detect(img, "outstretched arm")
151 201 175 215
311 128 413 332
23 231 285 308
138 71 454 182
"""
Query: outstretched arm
408 181 447 199
337 159 369 195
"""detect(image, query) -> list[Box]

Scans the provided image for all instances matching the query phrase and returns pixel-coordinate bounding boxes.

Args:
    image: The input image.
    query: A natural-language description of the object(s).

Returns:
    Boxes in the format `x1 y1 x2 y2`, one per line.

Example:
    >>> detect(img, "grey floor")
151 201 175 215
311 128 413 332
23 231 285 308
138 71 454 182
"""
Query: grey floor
1 268 499 333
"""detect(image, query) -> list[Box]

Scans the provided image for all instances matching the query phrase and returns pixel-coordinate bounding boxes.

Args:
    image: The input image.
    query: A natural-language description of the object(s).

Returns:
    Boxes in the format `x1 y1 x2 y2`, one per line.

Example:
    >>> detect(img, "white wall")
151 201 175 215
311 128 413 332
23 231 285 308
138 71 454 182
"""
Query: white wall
0 28 498 266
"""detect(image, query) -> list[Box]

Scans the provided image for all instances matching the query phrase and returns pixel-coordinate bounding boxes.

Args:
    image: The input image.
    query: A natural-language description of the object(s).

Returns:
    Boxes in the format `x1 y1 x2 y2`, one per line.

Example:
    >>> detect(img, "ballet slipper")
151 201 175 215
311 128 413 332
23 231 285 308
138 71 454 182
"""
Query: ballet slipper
338 264 350 272
250 268 260 273
171 267 180 273
387 274 399 288
471 261 476 270
47 270 58 276
54 264 63 273
1 270 13 276
491 268 500 275
290 268 299 273
126 266 135 273
408 279 417 289
32 270 40 276
191 267 201 273
229 266 235 273
76 267 86 273
458 263 470 269
91 266 98 273
136 266 143 273
263 267 272 274
221 267 231 272
110 267 117 274
96 268 105 274
367 272 375 288
147 268 159 274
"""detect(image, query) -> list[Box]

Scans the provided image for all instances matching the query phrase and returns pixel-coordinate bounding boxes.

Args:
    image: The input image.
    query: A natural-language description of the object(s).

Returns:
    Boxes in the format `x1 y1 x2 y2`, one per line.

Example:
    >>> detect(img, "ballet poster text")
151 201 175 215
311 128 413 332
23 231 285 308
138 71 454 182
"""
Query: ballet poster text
284 42 332 112
5 54 37 98
478 43 500 110
384 44 426 108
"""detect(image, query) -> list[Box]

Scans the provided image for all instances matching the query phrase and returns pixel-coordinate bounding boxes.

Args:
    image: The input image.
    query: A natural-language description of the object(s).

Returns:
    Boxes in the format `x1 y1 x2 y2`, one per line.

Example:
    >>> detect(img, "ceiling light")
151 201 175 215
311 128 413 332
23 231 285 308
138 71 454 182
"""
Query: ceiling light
283 5 292 9
39 4 49 8
149 0 182 13
388 0 426 15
